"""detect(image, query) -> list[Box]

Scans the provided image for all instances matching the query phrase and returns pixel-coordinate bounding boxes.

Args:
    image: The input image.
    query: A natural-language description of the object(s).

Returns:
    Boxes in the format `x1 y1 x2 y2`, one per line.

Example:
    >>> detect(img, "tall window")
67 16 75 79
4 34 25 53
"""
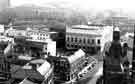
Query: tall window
67 37 70 41
83 38 86 43
71 37 73 42
75 45 77 48
97 39 100 44
92 39 95 44
71 45 73 48
75 37 77 42
88 39 90 43
79 38 82 43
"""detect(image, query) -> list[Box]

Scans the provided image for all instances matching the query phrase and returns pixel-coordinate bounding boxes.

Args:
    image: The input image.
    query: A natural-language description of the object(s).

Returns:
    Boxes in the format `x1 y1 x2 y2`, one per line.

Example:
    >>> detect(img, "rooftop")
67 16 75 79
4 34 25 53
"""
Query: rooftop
71 25 102 30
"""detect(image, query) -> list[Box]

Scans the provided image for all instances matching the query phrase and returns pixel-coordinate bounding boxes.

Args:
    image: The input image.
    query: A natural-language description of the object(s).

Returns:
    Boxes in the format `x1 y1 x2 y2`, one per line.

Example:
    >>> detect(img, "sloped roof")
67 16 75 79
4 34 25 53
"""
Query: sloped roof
67 49 85 64
37 60 51 76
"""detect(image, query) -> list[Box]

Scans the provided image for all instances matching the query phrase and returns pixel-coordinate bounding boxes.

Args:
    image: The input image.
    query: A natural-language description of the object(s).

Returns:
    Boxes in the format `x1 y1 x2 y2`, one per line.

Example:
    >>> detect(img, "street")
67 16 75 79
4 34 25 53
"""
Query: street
79 61 103 84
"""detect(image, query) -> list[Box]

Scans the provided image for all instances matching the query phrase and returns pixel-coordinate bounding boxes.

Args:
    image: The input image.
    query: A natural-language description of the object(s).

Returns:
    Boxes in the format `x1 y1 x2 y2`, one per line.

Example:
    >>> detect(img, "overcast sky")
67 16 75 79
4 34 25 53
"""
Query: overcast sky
10 0 135 11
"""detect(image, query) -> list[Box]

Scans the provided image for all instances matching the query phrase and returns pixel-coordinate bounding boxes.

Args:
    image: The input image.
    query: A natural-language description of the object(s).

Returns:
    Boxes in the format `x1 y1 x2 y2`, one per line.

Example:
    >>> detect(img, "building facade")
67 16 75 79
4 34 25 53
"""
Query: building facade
5 27 26 38
0 24 4 35
6 27 56 56
26 28 50 42
26 28 56 56
66 25 113 53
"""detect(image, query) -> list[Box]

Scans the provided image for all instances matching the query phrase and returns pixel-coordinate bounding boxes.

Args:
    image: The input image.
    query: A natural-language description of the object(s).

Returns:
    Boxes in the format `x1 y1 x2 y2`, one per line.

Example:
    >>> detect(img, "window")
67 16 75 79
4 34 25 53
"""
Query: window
46 34 48 37
67 44 70 47
75 45 77 48
79 39 82 43
92 64 95 67
88 39 90 43
97 39 100 44
71 37 73 42
87 67 91 71
43 37 46 40
71 45 74 48
92 39 95 44
83 38 86 43
40 37 42 40
67 37 70 41
75 37 77 42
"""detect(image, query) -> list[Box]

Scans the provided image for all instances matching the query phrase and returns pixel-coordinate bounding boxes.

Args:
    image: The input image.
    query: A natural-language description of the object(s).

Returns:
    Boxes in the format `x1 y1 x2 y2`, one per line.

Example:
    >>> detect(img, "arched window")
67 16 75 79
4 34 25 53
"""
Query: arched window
67 44 70 47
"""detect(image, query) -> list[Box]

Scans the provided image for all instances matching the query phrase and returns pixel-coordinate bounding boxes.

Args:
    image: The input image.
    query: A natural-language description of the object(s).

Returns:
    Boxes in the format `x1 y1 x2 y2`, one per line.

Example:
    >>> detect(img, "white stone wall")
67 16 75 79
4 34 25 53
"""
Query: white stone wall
26 30 50 42
66 25 113 52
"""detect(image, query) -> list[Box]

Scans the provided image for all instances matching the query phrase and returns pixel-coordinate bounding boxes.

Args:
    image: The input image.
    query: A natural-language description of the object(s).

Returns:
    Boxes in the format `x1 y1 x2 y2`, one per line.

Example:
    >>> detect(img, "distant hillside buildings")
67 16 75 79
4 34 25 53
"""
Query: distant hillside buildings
0 0 10 11
103 16 135 33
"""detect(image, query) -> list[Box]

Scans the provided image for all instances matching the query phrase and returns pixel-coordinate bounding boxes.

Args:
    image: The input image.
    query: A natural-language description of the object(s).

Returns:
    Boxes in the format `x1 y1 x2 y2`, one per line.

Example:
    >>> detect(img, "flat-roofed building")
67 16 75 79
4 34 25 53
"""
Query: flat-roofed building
6 27 56 56
26 28 56 56
26 28 50 43
5 27 26 37
66 25 113 53
0 24 4 35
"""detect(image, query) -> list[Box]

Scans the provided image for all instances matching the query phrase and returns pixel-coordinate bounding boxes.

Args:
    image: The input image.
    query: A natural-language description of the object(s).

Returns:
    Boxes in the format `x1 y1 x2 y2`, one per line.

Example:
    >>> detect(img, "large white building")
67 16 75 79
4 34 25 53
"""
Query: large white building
26 28 50 42
0 24 4 34
5 27 56 56
5 28 26 37
66 25 113 53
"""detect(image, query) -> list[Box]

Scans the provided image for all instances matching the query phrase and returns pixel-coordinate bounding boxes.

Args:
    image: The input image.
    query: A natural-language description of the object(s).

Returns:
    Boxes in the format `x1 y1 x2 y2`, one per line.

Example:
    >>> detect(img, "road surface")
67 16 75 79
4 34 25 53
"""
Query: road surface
79 61 103 84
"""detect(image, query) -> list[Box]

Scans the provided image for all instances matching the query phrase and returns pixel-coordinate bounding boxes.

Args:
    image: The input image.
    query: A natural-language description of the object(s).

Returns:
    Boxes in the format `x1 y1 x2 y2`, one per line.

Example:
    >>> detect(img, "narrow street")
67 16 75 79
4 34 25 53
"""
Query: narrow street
79 61 103 84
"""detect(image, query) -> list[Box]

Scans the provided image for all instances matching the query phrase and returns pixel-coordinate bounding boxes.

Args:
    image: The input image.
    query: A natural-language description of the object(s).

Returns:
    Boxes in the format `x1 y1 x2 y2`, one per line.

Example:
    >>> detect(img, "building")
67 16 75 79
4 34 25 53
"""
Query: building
26 28 50 42
5 27 56 56
66 25 113 53
26 28 56 56
0 24 4 35
120 32 134 49
5 28 26 37
103 16 135 33
42 39 56 56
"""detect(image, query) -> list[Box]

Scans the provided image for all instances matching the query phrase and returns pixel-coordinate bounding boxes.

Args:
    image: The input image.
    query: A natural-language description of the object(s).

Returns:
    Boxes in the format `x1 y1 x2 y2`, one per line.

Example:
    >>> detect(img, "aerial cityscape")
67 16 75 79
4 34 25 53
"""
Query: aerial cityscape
0 0 135 84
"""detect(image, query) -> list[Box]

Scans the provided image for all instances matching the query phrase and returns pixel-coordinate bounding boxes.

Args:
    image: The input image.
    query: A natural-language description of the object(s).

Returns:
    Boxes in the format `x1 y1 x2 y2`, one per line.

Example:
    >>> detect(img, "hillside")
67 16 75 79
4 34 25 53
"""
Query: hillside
0 3 87 30
0 2 135 32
